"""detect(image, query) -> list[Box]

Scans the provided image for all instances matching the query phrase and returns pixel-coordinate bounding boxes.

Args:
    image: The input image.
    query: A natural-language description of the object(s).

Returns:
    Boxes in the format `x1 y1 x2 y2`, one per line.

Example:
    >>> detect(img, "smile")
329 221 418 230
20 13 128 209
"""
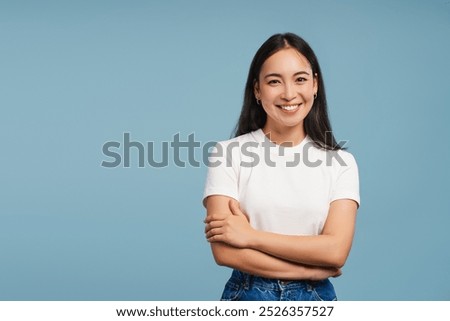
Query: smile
277 104 301 111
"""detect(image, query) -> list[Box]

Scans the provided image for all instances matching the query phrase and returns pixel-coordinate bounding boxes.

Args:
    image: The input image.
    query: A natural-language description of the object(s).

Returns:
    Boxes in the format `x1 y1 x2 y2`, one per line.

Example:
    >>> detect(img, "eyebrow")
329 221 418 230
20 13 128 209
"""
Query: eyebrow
263 71 311 79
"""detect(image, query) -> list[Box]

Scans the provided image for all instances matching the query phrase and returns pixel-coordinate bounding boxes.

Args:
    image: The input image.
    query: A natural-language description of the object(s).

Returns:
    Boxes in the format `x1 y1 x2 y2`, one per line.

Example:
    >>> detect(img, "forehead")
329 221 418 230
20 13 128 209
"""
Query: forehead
260 48 312 75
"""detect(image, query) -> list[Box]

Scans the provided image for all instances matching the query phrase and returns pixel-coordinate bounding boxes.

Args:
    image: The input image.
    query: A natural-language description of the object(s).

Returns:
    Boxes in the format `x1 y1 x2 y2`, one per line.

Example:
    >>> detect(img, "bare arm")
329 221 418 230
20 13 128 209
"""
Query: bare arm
249 200 357 268
205 195 341 280
206 198 358 268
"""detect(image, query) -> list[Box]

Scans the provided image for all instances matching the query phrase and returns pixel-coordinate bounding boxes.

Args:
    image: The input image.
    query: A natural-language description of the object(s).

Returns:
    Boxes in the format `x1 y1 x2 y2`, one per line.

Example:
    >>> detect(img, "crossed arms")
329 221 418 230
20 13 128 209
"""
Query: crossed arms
204 195 358 280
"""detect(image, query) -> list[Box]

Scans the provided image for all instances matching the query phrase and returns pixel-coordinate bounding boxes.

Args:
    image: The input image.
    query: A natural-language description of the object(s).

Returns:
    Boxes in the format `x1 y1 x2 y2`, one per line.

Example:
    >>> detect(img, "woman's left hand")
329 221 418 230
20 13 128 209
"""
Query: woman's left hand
204 199 255 248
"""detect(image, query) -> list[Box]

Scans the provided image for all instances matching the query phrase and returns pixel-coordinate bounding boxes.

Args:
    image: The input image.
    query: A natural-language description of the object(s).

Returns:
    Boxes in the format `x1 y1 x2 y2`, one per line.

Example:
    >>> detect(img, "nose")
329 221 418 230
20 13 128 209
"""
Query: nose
281 82 296 101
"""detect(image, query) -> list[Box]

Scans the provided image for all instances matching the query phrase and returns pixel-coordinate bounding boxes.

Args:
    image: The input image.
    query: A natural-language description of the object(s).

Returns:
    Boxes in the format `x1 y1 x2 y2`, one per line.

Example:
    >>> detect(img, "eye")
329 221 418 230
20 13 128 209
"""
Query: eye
267 79 281 85
296 77 307 83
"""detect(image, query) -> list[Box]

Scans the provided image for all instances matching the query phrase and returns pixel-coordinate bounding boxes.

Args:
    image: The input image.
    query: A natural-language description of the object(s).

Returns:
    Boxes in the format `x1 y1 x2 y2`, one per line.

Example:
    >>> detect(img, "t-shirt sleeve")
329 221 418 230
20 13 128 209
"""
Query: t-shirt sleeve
202 142 239 208
330 151 360 207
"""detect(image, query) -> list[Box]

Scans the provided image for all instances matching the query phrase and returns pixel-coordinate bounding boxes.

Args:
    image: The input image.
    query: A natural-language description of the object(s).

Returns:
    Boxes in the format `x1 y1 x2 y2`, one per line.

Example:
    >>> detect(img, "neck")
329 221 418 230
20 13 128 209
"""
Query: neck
262 123 306 146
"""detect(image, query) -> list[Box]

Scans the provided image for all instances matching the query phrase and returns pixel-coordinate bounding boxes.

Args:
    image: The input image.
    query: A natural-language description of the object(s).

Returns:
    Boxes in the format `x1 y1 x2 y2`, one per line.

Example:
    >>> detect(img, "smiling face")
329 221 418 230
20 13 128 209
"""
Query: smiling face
254 47 318 138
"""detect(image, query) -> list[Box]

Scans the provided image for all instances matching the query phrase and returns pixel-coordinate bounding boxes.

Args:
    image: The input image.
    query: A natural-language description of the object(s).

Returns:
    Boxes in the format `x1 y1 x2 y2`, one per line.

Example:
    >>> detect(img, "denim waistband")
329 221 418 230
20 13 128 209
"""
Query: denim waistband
230 269 327 291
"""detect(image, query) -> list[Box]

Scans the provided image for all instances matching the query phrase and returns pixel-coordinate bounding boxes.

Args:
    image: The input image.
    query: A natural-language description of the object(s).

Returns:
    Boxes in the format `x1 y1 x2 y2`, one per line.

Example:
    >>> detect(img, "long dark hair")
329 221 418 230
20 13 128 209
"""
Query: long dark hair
233 32 341 150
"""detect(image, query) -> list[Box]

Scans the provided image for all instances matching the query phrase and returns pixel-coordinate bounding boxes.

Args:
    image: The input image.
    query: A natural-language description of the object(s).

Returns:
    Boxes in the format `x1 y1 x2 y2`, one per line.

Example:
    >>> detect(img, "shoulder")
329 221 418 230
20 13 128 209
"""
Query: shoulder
334 149 357 167
324 149 359 180
305 140 358 169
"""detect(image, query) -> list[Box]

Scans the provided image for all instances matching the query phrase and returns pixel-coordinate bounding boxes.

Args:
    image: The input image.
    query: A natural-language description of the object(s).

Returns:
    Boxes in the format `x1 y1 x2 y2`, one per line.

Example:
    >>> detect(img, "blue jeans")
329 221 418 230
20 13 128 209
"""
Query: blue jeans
220 270 337 301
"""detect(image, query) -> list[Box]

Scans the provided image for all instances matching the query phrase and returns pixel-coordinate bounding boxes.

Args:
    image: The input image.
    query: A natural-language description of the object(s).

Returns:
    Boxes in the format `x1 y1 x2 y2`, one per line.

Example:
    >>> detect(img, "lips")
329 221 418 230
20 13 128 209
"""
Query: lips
276 103 301 111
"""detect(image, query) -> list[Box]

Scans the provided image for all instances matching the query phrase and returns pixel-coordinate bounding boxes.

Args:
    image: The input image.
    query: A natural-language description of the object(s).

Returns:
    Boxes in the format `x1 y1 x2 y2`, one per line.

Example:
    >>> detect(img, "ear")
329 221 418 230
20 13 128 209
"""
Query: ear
253 80 260 99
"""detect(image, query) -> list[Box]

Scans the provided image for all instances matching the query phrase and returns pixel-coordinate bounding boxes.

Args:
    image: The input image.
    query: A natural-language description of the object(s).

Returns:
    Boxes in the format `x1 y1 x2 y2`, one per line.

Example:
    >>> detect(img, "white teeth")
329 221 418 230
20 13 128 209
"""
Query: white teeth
281 104 299 111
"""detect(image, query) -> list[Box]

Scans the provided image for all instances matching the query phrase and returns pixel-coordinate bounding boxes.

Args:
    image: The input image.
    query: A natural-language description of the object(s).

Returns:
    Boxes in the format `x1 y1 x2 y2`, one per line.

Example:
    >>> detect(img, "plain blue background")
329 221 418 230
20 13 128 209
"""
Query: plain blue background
1 0 449 300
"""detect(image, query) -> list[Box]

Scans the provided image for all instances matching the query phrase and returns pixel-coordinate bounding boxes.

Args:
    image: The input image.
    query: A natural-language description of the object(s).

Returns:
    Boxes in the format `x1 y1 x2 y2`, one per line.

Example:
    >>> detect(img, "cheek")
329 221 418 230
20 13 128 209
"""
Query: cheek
259 85 280 98
261 104 273 116
299 86 315 99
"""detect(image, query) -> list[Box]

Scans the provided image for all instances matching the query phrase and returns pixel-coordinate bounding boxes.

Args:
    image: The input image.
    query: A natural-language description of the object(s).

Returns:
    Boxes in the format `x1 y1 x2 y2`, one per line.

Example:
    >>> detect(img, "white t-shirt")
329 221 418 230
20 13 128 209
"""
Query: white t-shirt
203 129 360 236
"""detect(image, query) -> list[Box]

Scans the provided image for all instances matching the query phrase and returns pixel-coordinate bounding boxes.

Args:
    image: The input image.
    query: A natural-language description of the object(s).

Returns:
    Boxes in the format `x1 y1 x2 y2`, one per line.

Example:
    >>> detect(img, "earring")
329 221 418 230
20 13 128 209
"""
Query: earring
314 93 317 100
256 98 261 105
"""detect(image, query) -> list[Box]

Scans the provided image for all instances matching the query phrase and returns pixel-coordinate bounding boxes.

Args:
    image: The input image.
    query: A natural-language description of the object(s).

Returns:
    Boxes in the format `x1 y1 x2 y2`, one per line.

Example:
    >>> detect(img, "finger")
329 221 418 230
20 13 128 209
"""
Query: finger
207 234 223 243
204 220 223 233
332 269 342 278
205 227 223 239
228 199 243 216
204 213 228 223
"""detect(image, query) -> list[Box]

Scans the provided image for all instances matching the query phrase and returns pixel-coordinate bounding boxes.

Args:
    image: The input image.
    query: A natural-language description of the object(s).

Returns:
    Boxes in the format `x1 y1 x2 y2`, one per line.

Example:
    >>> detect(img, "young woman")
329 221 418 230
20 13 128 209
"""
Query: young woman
202 33 360 301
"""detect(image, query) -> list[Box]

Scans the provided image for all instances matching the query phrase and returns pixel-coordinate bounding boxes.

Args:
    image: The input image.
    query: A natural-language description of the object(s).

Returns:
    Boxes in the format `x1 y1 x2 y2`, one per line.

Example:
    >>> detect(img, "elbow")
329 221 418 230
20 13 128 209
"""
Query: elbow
324 256 346 269
331 255 347 269
321 256 345 269
326 246 350 269
213 251 227 266
211 243 230 267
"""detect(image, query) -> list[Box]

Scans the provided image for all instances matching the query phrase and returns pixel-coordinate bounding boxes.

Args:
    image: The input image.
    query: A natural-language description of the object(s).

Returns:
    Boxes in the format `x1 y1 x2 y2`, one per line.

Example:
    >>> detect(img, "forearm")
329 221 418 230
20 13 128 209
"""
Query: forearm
247 201 358 268
211 242 340 280
250 232 347 268
204 196 352 276
207 199 357 269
